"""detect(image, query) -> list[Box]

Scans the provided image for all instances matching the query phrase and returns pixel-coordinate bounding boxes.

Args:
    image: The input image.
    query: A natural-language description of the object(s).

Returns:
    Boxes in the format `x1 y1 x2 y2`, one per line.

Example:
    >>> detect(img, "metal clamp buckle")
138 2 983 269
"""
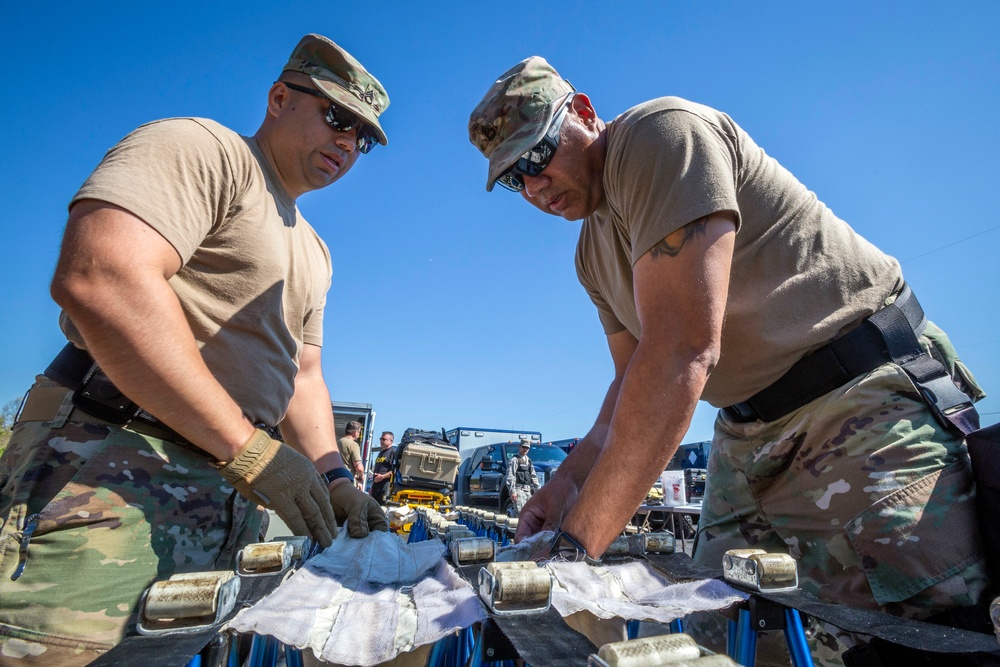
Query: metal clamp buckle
722 549 798 593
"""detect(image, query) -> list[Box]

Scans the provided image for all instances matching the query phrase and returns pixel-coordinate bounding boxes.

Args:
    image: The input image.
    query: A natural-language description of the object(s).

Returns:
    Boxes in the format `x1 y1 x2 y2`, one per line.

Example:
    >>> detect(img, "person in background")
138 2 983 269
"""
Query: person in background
369 431 397 502
506 437 540 515
338 420 366 487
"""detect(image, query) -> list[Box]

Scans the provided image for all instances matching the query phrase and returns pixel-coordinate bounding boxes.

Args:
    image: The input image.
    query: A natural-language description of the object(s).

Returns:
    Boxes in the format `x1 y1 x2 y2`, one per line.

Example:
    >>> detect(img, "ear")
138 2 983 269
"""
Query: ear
571 93 598 125
266 81 293 118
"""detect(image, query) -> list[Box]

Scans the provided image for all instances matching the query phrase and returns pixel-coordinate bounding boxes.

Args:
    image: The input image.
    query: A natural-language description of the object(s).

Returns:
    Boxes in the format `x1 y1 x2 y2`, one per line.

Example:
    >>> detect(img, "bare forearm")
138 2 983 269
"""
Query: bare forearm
557 216 734 556
279 369 344 473
563 347 710 556
53 271 253 460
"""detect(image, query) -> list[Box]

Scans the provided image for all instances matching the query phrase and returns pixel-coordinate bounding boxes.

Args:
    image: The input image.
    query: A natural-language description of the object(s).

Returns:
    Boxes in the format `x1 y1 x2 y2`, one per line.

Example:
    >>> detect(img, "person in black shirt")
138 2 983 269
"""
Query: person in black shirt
369 431 396 502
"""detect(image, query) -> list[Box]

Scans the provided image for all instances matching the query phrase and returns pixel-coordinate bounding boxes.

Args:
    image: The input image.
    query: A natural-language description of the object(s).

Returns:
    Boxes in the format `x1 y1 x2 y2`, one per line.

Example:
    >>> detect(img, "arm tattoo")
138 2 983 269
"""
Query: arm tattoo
649 215 711 258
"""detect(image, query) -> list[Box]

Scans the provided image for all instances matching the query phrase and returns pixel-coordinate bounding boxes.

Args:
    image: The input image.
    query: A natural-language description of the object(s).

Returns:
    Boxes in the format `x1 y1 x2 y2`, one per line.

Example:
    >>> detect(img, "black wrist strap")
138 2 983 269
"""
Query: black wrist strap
321 467 354 486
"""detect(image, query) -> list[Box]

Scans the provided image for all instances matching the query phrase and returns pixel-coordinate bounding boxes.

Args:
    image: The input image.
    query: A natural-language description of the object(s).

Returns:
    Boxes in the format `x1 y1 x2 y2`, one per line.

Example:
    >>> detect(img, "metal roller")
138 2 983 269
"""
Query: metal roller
237 541 291 576
439 522 464 543
138 571 240 635
450 537 496 565
478 561 552 615
590 633 700 667
266 536 309 561
722 549 798 593
604 533 677 558
506 517 519 535
992 596 1000 643
643 532 675 554
489 560 537 571
604 535 638 558
447 528 476 543
494 568 550 604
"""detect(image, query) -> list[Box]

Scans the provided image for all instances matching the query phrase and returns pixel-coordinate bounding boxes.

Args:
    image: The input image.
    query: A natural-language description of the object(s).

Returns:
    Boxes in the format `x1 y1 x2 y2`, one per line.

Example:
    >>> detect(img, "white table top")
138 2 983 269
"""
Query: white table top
637 503 703 514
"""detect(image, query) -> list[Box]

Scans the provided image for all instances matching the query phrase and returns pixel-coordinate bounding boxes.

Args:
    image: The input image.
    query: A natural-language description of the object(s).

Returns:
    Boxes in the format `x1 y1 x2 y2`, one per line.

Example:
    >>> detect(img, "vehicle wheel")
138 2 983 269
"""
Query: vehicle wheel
501 496 516 517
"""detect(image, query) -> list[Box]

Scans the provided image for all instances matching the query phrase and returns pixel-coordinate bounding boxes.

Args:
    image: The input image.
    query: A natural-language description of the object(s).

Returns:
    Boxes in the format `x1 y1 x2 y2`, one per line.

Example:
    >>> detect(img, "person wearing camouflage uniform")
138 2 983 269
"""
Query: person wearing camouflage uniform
467 57 989 664
0 34 390 664
506 438 540 515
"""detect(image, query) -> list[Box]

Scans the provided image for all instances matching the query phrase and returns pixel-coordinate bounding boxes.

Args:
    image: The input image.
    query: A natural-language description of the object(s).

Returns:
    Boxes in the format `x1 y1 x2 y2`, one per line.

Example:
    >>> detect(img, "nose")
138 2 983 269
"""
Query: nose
334 126 358 153
521 173 547 198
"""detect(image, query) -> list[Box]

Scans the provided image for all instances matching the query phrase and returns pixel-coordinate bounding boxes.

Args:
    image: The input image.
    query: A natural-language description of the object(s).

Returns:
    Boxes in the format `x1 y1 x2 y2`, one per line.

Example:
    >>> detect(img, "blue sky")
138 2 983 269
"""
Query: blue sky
2 2 998 447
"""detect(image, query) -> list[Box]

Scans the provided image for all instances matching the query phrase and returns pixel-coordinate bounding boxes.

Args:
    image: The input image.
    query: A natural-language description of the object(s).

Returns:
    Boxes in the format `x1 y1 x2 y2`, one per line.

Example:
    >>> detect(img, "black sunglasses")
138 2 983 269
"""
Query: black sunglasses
497 95 573 192
280 81 379 154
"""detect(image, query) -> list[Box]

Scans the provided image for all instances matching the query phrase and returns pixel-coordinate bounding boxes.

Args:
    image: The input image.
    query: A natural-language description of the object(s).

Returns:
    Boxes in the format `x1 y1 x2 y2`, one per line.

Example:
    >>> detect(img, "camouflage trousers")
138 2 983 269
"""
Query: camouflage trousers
0 379 262 665
691 324 990 665
512 486 534 515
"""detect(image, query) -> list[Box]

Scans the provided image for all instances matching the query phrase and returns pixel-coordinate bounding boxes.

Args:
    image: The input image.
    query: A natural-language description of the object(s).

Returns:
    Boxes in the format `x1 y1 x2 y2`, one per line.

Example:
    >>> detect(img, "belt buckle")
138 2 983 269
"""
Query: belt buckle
725 402 758 423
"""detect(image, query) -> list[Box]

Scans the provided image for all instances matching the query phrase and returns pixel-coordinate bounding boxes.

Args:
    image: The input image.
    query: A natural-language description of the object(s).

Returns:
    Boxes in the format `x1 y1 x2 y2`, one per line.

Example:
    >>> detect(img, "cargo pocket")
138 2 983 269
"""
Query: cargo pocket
845 462 982 606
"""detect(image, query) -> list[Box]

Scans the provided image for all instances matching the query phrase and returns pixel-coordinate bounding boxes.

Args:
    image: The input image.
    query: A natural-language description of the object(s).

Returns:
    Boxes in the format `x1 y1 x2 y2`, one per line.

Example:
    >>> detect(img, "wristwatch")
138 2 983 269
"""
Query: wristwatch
321 467 355 486
550 530 602 565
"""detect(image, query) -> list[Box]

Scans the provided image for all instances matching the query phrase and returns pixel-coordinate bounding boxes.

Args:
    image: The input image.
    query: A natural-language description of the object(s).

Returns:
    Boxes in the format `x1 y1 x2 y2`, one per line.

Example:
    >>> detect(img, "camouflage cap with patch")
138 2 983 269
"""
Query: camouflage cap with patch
468 56 574 191
284 34 390 146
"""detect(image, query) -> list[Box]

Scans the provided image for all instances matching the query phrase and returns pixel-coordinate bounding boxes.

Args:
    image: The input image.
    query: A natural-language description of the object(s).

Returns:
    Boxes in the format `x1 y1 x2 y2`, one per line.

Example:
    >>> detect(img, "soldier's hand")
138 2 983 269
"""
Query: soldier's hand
515 475 578 543
329 480 389 537
217 429 337 548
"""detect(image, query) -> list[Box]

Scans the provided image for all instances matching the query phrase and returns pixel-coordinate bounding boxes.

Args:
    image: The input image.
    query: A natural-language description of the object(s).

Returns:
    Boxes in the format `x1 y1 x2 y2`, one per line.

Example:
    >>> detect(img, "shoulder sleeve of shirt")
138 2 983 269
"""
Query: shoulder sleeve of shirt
302 232 332 347
606 104 742 266
71 118 245 264
575 227 627 336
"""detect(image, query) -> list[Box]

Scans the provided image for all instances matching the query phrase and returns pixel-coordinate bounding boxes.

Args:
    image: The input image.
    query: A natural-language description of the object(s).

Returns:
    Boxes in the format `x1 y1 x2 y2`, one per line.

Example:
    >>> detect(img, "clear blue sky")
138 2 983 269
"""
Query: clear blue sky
2 2 998 446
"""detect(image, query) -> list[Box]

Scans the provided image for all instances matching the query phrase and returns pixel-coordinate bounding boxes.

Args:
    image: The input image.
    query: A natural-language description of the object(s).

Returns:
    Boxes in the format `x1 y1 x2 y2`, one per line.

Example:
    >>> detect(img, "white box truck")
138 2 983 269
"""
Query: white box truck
445 426 542 458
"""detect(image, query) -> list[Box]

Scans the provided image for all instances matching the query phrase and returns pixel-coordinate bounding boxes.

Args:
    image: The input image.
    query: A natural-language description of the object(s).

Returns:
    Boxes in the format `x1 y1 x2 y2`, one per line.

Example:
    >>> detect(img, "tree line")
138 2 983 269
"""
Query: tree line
0 397 22 455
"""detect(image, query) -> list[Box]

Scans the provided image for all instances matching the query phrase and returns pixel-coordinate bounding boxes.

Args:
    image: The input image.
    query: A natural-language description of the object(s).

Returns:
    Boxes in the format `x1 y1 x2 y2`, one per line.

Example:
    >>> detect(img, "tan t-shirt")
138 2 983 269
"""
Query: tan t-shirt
64 118 332 425
338 436 362 473
576 97 902 407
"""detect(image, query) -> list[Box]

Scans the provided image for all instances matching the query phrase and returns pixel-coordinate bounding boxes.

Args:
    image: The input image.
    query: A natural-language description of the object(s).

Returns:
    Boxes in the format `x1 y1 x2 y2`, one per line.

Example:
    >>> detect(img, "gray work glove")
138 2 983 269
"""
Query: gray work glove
218 429 337 548
328 482 390 537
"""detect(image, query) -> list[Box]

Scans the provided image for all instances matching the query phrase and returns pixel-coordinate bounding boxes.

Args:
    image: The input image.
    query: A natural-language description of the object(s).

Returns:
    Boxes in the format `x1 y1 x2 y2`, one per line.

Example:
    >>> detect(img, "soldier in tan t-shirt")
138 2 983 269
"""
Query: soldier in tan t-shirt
0 35 390 664
468 57 989 662
338 420 366 486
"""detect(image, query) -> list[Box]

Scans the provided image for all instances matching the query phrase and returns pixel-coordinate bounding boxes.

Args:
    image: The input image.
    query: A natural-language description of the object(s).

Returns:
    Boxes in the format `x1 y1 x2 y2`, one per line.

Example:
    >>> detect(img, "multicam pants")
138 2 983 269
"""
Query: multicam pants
0 379 263 665
512 486 534 515
691 323 990 665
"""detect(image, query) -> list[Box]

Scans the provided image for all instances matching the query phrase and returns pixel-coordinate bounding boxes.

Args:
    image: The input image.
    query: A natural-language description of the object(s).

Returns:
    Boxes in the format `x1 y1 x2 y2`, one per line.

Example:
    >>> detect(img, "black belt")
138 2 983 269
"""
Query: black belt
45 343 193 448
723 284 977 429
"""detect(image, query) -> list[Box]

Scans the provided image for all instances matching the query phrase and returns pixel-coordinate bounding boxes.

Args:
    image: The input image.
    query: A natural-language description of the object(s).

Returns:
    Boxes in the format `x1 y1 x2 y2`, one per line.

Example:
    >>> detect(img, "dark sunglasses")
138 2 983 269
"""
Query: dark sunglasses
280 81 379 154
497 95 574 192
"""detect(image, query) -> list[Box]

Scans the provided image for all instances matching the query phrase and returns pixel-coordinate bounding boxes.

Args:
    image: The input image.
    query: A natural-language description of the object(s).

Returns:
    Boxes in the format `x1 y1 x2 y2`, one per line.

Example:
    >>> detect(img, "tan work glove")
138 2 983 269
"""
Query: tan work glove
328 481 390 538
218 429 337 548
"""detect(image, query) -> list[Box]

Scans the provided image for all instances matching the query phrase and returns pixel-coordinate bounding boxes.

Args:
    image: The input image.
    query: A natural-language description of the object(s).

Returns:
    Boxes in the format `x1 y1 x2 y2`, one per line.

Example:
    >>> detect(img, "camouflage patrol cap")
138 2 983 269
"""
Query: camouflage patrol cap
468 56 574 191
283 34 390 146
